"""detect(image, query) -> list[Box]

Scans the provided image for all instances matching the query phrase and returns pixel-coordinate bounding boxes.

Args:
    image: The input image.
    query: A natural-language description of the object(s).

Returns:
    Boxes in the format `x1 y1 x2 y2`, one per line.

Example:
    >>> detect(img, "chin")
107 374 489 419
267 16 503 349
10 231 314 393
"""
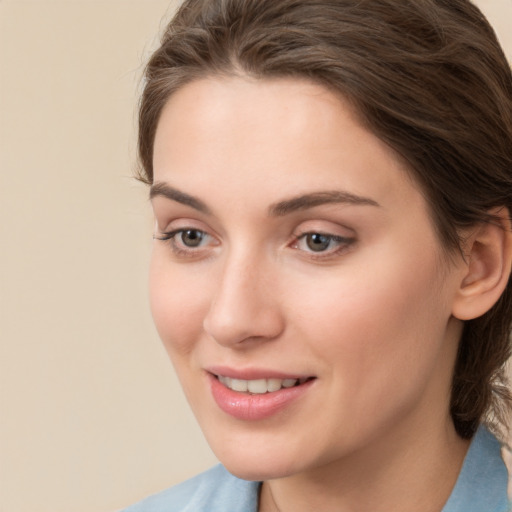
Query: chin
210 440 308 482
222 458 298 482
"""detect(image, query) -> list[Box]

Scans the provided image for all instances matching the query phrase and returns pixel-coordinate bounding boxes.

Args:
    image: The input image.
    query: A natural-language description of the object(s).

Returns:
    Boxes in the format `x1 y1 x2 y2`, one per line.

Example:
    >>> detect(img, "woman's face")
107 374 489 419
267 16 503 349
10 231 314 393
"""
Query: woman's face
150 77 465 481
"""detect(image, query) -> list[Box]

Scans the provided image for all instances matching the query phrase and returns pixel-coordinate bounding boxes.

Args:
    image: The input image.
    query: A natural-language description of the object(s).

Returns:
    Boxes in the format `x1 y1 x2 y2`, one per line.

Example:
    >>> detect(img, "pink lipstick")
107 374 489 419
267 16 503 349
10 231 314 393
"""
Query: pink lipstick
207 368 316 421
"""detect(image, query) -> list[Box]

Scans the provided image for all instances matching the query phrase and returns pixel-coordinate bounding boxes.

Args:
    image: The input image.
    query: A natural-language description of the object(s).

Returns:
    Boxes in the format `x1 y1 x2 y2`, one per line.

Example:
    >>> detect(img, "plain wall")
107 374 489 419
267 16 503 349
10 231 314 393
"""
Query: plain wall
0 1 511 511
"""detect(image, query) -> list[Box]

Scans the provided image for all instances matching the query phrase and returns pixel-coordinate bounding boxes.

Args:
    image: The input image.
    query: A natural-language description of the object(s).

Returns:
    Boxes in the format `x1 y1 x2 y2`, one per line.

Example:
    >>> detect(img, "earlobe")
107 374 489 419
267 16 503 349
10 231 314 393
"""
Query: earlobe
452 208 512 321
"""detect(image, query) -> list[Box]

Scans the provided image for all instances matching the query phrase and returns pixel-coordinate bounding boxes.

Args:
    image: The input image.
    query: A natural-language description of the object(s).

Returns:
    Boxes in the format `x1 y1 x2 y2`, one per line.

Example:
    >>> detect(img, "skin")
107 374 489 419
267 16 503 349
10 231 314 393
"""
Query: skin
150 77 471 512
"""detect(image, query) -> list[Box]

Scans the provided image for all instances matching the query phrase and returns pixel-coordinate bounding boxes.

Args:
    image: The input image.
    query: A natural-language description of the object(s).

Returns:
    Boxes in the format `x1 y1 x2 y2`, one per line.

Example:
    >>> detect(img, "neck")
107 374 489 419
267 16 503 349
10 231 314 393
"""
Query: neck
259 316 470 512
259 416 470 512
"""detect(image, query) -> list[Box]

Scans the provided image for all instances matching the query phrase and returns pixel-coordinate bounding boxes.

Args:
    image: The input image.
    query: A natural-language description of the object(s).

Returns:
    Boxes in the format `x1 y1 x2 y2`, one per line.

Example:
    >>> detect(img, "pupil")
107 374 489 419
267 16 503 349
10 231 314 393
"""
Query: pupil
307 233 330 252
181 230 203 247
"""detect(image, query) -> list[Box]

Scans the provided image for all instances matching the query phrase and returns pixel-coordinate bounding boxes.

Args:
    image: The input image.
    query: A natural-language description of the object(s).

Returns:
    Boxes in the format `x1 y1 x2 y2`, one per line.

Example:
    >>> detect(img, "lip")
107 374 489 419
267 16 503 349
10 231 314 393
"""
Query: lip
207 368 316 421
206 365 310 381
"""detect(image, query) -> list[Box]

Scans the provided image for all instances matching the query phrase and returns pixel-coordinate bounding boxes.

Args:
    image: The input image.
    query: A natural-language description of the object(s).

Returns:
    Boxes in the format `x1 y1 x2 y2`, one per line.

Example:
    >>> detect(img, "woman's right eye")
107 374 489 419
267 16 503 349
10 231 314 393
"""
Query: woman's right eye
154 228 216 256
175 229 207 247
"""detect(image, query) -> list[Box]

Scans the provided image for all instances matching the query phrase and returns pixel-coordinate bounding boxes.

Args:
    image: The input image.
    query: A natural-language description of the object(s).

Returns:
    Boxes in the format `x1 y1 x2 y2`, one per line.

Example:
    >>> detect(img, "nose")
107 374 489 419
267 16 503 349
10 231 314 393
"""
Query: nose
203 252 285 347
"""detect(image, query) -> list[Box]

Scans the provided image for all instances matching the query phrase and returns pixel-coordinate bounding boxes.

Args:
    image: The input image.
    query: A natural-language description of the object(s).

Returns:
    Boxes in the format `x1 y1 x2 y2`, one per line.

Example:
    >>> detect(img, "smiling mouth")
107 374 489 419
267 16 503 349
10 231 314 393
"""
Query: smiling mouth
215 375 315 394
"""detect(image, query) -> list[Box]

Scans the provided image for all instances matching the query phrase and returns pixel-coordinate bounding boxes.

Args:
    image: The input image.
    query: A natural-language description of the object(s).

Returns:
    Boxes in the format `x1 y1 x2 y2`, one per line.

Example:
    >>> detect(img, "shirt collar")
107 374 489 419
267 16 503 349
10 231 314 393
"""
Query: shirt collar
442 426 510 512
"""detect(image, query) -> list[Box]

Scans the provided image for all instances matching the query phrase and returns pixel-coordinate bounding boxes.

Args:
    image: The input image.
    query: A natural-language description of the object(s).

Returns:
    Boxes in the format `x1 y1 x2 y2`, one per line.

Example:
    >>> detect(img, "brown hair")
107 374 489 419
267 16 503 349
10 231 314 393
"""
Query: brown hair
138 0 512 440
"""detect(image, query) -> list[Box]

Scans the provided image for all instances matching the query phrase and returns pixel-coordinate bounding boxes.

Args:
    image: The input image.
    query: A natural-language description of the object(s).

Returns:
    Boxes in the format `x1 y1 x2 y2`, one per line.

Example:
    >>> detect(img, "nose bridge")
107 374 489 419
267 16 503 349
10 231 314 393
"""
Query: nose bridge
203 244 283 346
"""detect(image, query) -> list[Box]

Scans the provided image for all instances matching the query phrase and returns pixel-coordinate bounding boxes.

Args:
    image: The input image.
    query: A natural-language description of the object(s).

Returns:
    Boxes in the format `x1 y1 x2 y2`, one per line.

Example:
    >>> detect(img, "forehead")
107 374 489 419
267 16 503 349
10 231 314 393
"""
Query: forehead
151 76 430 230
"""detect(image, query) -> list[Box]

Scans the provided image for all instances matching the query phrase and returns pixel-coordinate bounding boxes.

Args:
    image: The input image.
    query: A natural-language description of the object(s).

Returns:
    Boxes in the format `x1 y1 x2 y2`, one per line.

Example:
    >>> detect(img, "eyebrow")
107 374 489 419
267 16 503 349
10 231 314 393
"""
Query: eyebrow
150 182 380 216
150 182 211 214
268 191 380 216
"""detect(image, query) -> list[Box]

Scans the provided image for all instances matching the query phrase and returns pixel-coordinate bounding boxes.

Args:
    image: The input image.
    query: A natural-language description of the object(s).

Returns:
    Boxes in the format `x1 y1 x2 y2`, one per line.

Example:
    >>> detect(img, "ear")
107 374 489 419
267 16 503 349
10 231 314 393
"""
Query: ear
452 207 512 321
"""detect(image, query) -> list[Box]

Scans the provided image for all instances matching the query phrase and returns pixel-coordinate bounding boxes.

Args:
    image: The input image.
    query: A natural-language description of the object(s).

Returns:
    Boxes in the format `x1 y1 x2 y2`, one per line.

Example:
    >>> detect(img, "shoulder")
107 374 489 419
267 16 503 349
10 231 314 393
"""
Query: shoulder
121 464 260 512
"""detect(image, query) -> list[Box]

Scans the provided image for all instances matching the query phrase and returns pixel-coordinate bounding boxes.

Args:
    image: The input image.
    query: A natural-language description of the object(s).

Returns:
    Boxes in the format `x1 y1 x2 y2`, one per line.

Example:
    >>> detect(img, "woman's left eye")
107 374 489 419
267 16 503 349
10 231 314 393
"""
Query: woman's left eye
294 232 354 255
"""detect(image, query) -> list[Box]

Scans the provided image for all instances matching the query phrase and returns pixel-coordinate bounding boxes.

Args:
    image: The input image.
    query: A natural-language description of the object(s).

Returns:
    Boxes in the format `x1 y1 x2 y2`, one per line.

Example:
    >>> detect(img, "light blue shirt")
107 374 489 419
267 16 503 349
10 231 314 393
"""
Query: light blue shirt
122 426 510 512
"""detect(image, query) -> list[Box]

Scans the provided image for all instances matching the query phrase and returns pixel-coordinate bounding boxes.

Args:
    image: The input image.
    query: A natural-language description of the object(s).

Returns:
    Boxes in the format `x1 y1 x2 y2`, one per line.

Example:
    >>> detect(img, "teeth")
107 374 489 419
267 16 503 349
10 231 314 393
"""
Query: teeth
267 378 282 392
231 378 248 392
282 378 297 388
247 379 267 394
217 376 306 394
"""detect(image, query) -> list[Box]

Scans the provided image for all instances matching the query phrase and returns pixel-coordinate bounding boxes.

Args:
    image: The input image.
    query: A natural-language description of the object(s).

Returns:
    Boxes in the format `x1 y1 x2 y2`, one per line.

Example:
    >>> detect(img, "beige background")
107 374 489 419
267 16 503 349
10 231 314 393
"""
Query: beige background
0 1 511 511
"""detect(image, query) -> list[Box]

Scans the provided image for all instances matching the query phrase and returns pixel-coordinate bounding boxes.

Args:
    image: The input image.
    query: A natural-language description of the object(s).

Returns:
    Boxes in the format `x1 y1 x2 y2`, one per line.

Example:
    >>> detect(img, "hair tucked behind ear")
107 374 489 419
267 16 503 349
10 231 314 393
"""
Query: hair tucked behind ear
138 0 512 440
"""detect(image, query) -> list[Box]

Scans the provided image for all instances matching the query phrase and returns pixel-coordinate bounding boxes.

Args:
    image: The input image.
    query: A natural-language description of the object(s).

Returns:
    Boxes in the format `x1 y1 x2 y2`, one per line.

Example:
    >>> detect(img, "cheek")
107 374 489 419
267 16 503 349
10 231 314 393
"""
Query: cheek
149 253 210 358
292 246 451 397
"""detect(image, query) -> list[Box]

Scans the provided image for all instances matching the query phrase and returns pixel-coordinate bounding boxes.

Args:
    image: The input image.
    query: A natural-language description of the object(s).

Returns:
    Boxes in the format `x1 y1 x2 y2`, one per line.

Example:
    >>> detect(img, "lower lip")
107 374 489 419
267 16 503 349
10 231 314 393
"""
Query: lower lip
209 374 315 421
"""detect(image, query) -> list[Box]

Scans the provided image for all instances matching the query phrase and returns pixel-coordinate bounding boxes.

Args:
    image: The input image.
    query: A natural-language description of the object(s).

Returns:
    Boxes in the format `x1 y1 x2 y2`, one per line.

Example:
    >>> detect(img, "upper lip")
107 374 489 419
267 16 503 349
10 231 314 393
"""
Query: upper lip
206 365 315 381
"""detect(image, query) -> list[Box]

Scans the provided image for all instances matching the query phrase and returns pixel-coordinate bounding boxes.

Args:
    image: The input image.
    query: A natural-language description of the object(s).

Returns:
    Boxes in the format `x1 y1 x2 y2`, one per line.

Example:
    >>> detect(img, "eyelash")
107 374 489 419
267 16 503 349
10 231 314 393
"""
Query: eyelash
292 232 355 259
154 228 214 258
154 228 355 260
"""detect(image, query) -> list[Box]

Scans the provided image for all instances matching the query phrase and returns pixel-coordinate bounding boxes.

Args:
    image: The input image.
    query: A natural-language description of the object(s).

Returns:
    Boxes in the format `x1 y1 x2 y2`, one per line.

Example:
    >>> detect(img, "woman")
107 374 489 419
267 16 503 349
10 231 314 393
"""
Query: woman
125 0 512 510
